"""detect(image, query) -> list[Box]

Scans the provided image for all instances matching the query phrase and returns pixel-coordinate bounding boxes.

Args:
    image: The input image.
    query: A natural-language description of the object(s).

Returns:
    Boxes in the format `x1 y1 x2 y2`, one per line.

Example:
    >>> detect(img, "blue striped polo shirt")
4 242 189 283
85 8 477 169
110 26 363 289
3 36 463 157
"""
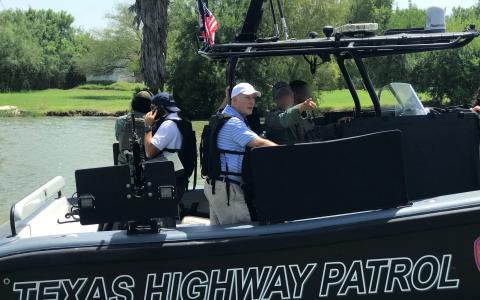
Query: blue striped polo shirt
218 105 258 182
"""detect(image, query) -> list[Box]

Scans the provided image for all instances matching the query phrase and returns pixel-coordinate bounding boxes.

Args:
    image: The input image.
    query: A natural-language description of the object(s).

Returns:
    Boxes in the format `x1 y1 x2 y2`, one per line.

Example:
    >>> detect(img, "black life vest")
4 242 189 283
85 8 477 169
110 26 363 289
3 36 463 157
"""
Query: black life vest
200 114 247 180
152 114 198 189
200 113 256 217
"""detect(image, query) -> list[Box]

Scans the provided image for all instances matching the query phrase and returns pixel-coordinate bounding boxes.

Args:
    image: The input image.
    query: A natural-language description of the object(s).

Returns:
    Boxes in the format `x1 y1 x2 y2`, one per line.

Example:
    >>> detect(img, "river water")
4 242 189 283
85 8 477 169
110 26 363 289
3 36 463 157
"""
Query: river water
0 117 116 223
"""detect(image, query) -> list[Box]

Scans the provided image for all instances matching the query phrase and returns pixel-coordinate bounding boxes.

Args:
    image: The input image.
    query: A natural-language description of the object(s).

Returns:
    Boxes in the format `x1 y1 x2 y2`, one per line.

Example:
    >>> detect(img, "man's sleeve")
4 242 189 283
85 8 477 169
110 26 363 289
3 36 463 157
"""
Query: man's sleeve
151 120 176 151
266 105 303 129
226 117 258 147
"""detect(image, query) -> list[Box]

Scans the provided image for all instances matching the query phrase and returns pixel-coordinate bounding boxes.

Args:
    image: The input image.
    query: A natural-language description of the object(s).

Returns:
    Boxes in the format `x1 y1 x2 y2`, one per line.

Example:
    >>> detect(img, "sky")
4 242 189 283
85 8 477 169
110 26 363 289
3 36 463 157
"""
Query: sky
395 0 478 12
0 0 131 30
0 0 478 31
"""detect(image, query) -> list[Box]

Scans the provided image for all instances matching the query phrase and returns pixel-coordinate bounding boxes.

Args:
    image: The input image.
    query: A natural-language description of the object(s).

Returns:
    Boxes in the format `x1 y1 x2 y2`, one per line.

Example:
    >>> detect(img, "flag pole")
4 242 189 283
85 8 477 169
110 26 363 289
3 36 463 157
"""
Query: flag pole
197 0 206 44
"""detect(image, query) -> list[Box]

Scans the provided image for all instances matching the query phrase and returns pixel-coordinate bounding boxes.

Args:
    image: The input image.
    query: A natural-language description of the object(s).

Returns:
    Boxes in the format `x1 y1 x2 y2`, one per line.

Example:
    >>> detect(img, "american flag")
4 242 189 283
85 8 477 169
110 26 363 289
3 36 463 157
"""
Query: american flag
198 1 218 46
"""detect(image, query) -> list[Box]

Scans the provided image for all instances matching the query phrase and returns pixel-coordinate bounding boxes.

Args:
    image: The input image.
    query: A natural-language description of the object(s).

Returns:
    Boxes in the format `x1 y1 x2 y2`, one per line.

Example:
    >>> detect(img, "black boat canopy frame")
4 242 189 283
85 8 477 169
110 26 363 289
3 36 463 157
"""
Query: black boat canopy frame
200 30 478 115
200 31 478 60
197 0 478 114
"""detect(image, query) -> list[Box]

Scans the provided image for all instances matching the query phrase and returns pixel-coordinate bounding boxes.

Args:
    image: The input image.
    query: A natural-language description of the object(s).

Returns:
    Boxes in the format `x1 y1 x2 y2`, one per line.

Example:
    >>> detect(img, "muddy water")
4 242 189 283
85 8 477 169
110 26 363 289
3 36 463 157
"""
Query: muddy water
0 117 116 223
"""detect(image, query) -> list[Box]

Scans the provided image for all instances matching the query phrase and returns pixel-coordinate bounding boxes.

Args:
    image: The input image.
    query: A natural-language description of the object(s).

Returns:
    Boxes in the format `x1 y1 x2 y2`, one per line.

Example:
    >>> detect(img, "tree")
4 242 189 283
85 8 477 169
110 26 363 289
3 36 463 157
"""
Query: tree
347 0 394 30
132 0 169 93
410 10 480 105
0 21 42 91
0 9 85 91
24 9 82 88
77 4 141 78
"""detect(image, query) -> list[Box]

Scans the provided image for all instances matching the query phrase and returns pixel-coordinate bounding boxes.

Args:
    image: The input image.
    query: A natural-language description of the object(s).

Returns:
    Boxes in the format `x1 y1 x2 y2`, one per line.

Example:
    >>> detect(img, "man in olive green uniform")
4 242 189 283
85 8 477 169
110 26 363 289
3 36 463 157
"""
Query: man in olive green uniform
115 91 152 165
289 80 318 141
265 82 317 144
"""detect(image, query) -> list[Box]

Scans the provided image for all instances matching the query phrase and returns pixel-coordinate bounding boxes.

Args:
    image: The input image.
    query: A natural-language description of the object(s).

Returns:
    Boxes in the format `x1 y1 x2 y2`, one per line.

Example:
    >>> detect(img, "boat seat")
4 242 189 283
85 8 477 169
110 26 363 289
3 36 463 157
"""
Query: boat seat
342 113 480 200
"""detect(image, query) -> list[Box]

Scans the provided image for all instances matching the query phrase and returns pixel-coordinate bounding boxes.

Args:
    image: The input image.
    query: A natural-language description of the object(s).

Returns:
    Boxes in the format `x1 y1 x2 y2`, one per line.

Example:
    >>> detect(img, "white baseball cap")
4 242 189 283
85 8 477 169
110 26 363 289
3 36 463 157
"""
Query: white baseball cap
231 83 262 98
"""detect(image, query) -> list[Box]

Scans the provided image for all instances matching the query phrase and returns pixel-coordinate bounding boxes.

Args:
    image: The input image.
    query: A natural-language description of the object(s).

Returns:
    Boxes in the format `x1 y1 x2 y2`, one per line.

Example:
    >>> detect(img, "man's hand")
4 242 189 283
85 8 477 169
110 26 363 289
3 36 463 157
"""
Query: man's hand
471 106 480 113
298 98 317 113
144 110 157 127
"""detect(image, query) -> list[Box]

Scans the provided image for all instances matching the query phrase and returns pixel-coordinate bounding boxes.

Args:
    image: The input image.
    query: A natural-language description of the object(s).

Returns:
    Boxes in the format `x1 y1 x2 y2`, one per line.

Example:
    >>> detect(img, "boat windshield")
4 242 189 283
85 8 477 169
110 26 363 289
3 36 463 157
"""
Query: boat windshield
378 83 428 116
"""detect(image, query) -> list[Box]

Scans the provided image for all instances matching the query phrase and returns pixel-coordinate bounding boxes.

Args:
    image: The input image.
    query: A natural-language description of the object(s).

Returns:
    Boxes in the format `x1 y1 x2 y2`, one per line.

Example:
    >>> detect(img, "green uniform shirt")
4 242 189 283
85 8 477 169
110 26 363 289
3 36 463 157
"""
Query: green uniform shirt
115 111 145 165
265 104 314 144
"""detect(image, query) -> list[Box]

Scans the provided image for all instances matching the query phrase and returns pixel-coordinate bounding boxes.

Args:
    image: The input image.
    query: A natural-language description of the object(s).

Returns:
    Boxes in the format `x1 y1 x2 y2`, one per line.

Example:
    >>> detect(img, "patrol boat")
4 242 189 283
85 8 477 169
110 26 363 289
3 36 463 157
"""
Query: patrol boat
1 2 480 299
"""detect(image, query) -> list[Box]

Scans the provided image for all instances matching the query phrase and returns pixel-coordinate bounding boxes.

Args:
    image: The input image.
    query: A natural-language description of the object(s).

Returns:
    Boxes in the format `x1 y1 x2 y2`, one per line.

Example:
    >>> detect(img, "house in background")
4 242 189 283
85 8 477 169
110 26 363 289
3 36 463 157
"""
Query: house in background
85 60 143 83
86 68 138 83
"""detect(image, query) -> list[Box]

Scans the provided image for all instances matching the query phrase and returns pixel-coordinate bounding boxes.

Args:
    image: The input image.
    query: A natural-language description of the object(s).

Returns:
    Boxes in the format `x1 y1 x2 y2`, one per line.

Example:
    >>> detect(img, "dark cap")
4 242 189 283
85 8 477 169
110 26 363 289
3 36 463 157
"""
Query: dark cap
272 81 293 100
151 92 180 112
134 90 153 100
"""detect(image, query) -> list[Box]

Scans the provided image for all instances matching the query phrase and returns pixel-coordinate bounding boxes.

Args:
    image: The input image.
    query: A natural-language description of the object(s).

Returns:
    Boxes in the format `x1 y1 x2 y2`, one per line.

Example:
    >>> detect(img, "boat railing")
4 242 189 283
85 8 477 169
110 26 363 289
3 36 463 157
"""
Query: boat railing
9 176 65 237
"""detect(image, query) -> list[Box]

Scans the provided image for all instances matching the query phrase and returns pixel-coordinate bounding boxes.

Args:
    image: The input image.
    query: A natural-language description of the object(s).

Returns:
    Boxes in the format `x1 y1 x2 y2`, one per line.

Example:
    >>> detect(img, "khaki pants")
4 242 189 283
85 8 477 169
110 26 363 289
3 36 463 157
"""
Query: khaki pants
204 180 252 225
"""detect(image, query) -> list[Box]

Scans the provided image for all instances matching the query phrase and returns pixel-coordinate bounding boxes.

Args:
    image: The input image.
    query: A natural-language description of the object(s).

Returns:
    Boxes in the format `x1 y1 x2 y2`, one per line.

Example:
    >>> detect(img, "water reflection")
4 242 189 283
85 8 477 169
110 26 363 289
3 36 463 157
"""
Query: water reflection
0 117 116 223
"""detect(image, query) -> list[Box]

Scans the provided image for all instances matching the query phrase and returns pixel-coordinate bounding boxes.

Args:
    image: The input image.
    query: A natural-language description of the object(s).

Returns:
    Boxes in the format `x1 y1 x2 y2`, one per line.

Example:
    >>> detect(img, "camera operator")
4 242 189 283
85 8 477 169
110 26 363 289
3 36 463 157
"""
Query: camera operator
143 93 183 159
143 92 188 218
115 91 152 165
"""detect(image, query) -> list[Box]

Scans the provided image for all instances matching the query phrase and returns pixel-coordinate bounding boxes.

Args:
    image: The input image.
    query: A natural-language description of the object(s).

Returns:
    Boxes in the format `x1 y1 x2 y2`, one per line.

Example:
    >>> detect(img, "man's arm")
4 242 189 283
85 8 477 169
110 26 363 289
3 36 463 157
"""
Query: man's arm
144 131 161 158
266 106 303 129
247 136 278 148
267 99 317 129
144 110 161 159
227 117 277 148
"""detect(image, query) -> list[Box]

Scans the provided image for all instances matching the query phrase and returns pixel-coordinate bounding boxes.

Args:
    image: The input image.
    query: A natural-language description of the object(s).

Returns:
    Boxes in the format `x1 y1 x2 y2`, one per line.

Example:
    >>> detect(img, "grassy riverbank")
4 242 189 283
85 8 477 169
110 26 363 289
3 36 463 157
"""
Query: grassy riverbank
0 83 142 116
0 83 429 117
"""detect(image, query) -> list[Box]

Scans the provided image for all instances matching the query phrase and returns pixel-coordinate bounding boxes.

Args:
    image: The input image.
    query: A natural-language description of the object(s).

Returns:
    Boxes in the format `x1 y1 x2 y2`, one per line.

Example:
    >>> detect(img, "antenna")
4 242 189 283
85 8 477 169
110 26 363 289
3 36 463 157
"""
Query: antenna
236 0 265 42
269 0 280 38
276 0 289 40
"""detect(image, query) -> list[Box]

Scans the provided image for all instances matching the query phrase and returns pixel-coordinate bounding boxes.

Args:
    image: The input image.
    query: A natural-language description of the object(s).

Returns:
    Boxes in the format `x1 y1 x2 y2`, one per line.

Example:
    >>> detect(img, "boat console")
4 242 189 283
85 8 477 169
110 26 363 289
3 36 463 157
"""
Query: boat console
75 161 179 233
343 112 480 200
248 130 409 223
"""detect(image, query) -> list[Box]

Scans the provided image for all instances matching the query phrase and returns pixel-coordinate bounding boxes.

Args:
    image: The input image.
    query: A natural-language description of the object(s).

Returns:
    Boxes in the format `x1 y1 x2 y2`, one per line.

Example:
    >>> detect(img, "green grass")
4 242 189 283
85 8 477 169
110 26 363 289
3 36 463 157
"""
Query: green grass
317 90 372 110
316 89 430 110
0 88 132 116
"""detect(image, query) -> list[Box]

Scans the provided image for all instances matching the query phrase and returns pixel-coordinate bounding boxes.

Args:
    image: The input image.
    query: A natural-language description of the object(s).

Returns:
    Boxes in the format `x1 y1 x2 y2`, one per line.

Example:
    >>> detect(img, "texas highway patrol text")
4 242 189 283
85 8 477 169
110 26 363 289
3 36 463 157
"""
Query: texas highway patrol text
10 254 460 299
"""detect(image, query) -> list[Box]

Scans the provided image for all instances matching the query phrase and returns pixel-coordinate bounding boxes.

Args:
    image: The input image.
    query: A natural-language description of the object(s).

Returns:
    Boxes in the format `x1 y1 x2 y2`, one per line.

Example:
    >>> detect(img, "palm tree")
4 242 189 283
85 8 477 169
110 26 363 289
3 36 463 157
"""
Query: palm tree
131 0 169 93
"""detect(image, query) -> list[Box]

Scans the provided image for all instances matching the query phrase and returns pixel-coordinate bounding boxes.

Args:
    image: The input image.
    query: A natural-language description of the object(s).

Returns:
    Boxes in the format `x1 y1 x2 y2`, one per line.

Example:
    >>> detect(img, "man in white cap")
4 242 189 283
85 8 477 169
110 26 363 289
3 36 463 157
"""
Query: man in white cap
204 82 278 225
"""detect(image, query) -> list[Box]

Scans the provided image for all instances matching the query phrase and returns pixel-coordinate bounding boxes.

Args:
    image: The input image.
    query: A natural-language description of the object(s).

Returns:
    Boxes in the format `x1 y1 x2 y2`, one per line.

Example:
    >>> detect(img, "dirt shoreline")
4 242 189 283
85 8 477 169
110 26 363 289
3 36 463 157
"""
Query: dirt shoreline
45 110 128 117
0 105 129 117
